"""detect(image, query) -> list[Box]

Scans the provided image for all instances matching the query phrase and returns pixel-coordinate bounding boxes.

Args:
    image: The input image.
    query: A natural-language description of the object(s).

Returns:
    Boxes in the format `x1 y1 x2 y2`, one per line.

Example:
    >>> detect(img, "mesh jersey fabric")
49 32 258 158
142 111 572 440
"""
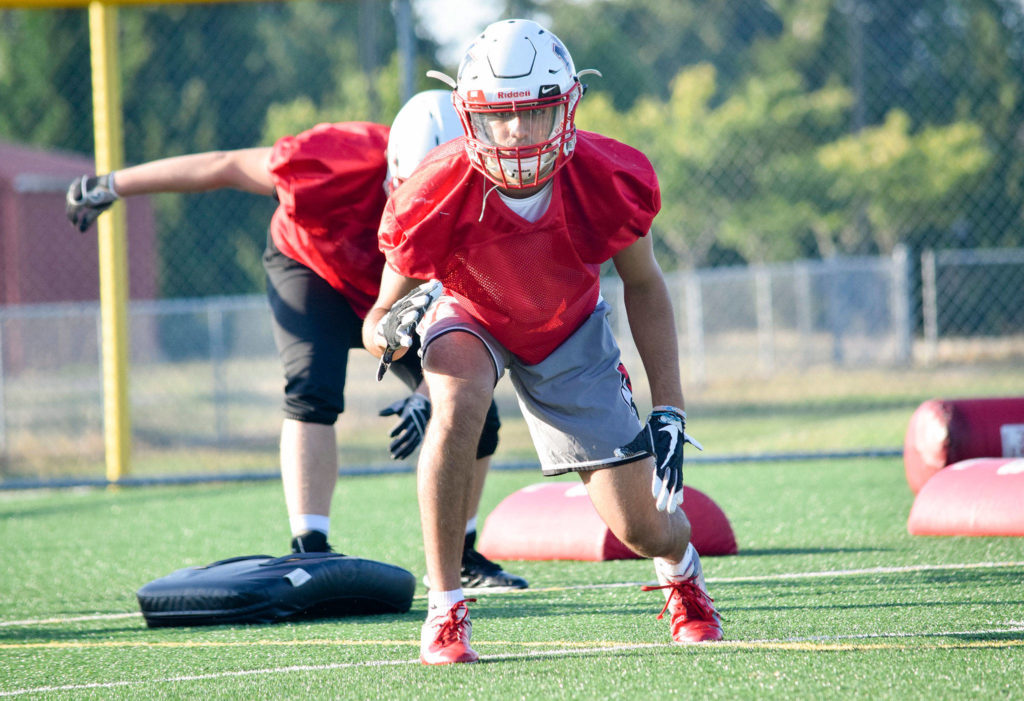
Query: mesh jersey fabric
379 131 661 364
268 121 390 319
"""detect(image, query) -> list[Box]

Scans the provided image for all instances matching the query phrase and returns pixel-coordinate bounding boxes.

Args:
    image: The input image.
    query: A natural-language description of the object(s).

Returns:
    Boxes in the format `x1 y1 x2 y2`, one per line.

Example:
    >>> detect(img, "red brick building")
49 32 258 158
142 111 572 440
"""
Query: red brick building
1 141 158 373
0 140 156 305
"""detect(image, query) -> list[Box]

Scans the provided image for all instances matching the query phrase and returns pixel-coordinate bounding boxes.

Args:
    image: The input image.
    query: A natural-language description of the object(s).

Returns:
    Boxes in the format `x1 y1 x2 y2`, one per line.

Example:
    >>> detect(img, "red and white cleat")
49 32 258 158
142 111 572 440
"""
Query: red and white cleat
419 599 479 665
642 576 723 643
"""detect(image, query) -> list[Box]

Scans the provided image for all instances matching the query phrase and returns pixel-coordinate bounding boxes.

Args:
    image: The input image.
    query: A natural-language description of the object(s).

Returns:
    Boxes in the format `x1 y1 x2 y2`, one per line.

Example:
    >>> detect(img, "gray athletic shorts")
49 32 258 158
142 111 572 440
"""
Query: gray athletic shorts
419 297 645 476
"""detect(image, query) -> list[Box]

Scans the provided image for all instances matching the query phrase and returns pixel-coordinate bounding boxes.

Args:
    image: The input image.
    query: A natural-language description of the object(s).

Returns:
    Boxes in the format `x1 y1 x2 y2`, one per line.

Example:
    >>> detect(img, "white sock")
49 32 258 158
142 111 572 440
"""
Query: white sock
465 516 477 535
290 514 330 537
427 588 466 617
654 543 703 590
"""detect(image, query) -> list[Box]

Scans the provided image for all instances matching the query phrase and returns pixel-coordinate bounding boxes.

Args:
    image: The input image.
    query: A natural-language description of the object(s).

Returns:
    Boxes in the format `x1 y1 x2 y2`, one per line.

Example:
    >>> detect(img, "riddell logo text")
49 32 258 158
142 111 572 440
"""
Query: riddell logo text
496 89 531 99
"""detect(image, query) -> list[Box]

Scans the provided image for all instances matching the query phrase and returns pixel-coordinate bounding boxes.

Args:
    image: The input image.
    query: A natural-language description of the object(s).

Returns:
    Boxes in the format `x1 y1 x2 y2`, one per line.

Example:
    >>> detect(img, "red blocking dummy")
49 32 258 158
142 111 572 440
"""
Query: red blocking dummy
478 482 738 561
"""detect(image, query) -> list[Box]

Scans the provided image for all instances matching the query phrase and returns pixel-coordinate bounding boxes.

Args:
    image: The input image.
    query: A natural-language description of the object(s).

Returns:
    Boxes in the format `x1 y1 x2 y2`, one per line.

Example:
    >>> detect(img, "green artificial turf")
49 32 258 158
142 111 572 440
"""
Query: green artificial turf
1 459 1022 699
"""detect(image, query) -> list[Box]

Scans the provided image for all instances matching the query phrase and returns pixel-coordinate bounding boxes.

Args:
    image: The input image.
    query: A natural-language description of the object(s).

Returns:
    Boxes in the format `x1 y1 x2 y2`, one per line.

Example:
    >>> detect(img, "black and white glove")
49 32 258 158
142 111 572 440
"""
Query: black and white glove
614 407 703 513
375 280 443 381
66 174 119 233
379 393 431 460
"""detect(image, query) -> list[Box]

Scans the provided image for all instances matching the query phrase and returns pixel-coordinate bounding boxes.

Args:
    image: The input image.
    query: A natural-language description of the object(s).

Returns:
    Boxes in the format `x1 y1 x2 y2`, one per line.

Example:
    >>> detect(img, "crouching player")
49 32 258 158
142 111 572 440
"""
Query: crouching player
364 19 723 664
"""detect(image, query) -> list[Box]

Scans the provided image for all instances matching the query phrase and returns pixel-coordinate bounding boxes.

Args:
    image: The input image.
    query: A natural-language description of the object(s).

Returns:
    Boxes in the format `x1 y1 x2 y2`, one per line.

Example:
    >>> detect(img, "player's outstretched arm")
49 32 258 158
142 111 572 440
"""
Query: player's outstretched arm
108 148 275 197
65 148 274 233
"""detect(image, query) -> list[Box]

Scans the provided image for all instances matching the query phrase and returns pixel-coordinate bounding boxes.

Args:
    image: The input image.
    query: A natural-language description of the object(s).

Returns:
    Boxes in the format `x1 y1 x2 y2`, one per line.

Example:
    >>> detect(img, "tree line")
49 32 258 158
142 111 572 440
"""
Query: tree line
2 0 1022 296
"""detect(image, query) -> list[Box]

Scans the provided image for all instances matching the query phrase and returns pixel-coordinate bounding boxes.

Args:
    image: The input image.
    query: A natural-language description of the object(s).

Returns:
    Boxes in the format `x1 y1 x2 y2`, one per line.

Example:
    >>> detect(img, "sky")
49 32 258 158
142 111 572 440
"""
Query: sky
413 0 503 65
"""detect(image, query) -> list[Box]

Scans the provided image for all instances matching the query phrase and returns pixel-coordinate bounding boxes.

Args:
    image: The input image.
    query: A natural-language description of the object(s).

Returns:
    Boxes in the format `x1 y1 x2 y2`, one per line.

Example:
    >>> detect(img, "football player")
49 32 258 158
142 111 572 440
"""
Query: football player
364 20 722 665
65 91 527 592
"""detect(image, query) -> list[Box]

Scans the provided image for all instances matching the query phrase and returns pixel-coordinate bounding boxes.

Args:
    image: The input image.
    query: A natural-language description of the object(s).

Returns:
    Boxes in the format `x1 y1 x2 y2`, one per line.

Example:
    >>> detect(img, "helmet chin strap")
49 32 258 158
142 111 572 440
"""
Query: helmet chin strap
479 183 500 222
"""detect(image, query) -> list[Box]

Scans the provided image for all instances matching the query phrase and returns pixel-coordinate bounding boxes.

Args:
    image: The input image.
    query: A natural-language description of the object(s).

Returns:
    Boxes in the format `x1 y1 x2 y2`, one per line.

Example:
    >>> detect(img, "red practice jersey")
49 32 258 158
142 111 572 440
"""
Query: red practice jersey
268 121 390 318
379 130 661 364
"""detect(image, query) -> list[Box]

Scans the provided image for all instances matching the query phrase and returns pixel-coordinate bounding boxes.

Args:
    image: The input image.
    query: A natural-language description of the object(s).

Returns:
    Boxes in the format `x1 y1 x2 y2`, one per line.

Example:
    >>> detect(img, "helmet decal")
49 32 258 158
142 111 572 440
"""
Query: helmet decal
458 42 480 83
551 40 572 75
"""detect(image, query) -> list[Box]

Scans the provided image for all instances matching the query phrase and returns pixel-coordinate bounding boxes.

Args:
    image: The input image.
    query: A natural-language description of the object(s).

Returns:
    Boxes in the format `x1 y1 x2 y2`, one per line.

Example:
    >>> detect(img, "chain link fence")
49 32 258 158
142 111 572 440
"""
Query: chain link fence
2 0 1024 483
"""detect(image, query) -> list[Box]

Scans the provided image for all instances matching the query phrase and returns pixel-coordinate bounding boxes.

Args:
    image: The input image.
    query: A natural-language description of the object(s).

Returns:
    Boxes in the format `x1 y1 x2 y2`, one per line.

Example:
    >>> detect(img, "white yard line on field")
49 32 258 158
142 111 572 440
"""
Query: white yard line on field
708 559 1024 583
486 559 1024 594
3 630 1024 697
0 659 419 698
0 612 141 627
3 560 1022 629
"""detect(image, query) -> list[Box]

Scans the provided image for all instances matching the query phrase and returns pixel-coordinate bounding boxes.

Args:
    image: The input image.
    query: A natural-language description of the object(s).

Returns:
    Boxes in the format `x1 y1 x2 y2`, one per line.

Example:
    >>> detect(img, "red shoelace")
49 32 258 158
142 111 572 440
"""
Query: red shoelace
641 577 718 621
431 598 477 644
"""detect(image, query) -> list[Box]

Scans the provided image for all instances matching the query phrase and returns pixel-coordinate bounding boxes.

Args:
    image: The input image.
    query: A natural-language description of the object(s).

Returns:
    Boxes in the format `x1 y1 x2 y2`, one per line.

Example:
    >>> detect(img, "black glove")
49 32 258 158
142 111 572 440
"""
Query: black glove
66 174 119 233
379 393 431 460
375 280 443 381
614 407 702 513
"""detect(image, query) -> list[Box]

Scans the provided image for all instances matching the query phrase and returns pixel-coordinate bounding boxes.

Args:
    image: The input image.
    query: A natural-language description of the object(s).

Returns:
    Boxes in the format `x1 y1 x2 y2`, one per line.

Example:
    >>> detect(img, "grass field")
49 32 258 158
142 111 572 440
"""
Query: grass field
7 357 1024 482
2 457 1023 699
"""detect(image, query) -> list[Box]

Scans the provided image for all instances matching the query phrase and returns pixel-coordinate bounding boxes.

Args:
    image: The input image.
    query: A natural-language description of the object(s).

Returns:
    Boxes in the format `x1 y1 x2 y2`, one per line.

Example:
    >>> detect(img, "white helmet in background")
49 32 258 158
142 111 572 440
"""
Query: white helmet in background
452 19 592 189
385 89 463 194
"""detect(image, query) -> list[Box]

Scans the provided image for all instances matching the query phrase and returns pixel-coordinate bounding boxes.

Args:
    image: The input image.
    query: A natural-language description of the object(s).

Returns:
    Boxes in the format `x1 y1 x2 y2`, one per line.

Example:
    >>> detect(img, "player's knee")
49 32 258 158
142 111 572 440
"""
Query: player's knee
282 383 343 425
423 331 494 388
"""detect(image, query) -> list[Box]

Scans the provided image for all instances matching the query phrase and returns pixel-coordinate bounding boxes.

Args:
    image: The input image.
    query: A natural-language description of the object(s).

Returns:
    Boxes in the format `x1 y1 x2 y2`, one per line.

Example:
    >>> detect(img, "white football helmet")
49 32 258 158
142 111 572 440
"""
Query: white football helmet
385 90 463 194
452 19 589 189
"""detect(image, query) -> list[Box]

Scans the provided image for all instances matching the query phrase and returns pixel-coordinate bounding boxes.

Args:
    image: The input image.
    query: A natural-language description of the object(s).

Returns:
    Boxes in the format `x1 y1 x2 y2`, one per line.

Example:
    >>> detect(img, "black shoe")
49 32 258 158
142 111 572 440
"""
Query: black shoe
460 548 529 592
290 530 333 553
459 530 528 592
422 531 530 591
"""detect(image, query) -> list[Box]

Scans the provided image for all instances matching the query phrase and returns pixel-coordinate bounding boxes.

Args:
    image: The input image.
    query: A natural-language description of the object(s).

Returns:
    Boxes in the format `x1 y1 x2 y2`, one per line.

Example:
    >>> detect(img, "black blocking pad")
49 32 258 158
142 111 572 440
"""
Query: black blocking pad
136 552 416 627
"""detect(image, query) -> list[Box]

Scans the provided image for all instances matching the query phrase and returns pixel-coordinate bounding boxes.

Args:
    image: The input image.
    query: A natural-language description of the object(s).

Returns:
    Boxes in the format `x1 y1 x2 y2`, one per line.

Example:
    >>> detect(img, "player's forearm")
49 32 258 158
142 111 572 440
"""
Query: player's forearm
362 307 390 358
363 267 426 357
112 148 274 197
623 277 686 410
